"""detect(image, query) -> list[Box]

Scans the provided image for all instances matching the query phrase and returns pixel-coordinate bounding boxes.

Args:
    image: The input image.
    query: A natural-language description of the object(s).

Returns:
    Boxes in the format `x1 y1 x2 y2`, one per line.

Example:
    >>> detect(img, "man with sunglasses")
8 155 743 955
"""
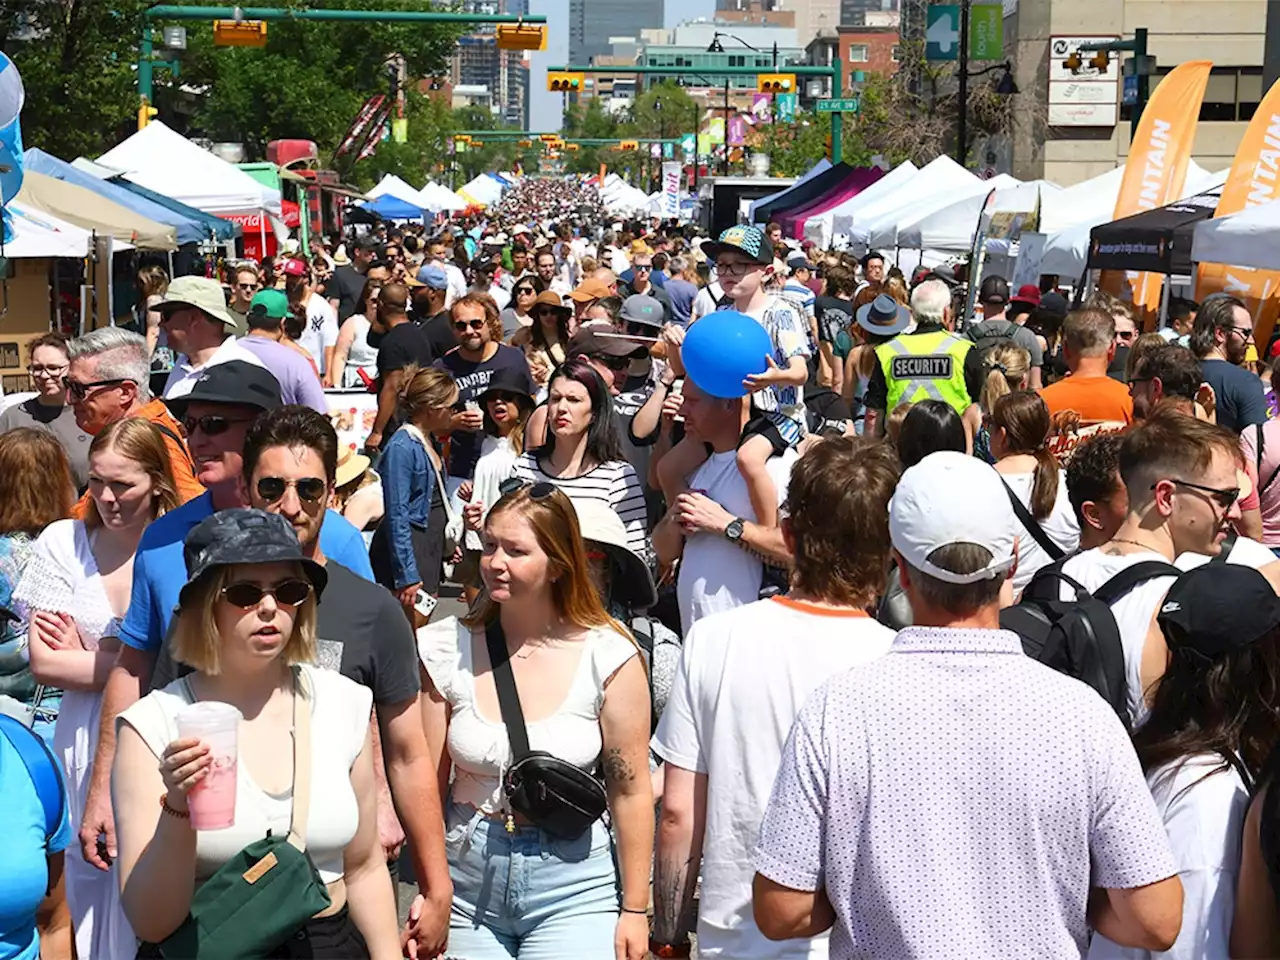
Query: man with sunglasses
156 275 266 402
226 264 261 337
77 364 375 875
620 251 671 325
1190 294 1267 433
434 293 534 501
1057 411 1246 729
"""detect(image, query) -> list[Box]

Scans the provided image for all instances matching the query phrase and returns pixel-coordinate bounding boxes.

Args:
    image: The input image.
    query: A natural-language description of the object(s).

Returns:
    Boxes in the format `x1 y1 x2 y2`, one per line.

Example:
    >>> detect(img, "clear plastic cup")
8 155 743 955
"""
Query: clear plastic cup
175 701 242 830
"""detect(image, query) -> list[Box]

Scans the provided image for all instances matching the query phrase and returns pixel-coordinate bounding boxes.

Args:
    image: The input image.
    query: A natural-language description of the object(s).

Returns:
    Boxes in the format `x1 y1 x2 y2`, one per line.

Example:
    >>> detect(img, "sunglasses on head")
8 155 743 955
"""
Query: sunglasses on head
498 478 557 500
183 414 254 437
257 476 327 504
453 319 486 331
64 377 130 401
221 579 313 609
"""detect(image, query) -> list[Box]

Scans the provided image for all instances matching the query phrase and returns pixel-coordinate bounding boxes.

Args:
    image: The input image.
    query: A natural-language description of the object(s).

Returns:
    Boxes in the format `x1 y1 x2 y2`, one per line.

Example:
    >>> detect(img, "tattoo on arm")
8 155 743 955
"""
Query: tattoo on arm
602 747 635 786
653 856 698 945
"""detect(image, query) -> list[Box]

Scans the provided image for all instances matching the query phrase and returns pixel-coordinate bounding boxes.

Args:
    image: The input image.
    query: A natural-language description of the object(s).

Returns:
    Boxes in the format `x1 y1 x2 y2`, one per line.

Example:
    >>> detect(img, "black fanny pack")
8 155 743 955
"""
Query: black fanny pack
486 621 607 841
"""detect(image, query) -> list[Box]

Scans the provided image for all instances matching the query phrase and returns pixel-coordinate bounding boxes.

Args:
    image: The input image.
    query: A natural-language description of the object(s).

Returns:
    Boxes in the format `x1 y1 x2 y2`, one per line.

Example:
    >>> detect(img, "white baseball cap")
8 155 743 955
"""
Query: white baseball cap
889 451 1017 585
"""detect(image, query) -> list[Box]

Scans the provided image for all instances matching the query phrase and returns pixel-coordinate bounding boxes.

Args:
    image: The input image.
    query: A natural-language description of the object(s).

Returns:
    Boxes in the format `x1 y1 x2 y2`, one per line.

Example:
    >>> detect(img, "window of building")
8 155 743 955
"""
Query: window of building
849 44 869 63
1124 66 1263 123
728 54 745 67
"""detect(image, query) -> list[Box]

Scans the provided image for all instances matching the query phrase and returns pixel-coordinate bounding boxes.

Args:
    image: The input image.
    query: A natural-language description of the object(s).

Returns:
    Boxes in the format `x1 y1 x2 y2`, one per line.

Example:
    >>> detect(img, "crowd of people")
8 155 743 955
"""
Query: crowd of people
5 173 1280 960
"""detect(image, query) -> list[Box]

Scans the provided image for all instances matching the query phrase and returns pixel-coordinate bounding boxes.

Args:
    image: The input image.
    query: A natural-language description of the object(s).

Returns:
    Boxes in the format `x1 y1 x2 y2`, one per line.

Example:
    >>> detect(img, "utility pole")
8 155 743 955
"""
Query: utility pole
956 0 970 165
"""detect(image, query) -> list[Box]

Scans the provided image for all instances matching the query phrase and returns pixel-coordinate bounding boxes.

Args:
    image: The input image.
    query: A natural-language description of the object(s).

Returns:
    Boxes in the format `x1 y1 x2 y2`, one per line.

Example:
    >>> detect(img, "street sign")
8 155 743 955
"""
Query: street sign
680 133 696 156
815 98 860 113
968 4 1003 61
926 5 960 61
776 93 797 121
1122 74 1138 106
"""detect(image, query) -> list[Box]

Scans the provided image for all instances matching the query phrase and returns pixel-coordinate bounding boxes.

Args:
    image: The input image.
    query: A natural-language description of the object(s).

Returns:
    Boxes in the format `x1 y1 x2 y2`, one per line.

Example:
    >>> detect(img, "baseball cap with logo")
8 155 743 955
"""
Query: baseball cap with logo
700 225 775 267
979 275 1011 305
280 258 310 278
620 294 664 329
1157 564 1280 661
890 452 1017 585
159 276 238 328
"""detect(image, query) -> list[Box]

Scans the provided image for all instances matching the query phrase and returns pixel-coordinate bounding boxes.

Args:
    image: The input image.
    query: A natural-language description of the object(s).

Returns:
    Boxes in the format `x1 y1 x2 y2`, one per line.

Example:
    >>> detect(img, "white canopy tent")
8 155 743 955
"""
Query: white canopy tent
855 157 988 253
419 181 467 212
1192 197 1280 270
458 174 504 207
804 160 919 248
367 174 431 209
6 201 103 258
95 122 280 217
897 178 1061 251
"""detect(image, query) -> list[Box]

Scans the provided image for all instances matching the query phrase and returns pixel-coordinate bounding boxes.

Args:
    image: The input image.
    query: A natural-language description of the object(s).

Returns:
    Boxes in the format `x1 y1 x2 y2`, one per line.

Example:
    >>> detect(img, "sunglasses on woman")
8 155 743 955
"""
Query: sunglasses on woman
515 287 535 296
221 579 312 608
256 476 327 504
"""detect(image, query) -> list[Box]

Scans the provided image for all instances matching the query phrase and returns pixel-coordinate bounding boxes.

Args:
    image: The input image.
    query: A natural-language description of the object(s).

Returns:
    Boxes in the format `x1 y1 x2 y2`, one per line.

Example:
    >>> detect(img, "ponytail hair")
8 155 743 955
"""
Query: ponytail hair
979 343 1031 413
991 390 1059 520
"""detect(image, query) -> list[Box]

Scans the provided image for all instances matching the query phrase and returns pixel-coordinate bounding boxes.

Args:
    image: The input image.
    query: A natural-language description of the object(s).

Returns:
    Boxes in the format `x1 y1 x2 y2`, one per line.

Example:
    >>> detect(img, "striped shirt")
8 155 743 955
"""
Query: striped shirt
513 454 650 560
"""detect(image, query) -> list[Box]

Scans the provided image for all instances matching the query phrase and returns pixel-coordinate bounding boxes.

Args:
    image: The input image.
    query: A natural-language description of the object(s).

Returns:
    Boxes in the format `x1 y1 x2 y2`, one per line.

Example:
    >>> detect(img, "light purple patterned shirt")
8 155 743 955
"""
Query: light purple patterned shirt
754 627 1177 959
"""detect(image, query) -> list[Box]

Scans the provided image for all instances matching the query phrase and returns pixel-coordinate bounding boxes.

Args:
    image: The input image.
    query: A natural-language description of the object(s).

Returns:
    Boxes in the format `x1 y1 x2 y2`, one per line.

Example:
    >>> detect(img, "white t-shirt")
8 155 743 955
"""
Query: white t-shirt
691 282 725 324
1089 755 1249 960
163 336 267 400
677 448 797 635
1002 470 1080 596
117 664 371 884
1177 534 1277 571
440 261 469 310
1058 549 1178 729
297 292 339 376
652 597 894 959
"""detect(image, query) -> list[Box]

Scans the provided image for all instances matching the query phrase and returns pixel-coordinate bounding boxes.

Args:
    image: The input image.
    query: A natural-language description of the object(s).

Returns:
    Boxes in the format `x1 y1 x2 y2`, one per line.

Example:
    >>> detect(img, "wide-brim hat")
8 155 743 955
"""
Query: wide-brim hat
855 293 911 336
159 275 237 328
477 365 536 410
179 508 327 609
571 499 657 609
334 448 371 489
532 290 571 314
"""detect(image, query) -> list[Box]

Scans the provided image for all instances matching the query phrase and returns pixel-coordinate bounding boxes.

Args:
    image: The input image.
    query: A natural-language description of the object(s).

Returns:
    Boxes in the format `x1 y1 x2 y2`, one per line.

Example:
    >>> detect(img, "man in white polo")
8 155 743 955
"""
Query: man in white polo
158 276 265 400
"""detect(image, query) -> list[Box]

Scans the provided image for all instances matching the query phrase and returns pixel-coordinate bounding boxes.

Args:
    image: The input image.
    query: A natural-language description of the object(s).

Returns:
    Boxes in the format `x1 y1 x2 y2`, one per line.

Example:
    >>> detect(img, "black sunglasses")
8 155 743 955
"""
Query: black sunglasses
183 414 255 437
453 319 486 331
1154 478 1241 510
257 476 327 504
64 377 130 401
221 579 313 608
498 478 557 500
598 355 631 370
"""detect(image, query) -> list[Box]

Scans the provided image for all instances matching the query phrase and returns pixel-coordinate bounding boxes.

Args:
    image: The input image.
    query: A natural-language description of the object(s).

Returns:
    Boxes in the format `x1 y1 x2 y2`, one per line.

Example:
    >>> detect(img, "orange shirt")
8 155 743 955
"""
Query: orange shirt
1039 374 1133 427
71 399 205 519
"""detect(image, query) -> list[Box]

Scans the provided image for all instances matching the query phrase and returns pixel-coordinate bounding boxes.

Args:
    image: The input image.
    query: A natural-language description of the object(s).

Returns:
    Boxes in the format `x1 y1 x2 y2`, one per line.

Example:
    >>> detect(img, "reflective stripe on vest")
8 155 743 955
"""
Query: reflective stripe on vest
876 330 972 413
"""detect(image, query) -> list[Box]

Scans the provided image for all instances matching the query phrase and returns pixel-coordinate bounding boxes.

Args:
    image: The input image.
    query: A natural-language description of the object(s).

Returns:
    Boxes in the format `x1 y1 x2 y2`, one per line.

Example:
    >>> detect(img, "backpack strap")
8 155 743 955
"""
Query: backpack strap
1002 479 1066 561
1211 532 1238 564
1255 423 1280 499
1092 560 1182 606
0 713 64 844
152 421 199 480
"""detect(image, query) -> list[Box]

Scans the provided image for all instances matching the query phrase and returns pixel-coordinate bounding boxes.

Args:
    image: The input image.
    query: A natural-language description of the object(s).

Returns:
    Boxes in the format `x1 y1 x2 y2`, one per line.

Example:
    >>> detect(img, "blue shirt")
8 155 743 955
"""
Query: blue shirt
0 730 72 960
119 492 374 653
235 335 330 414
378 427 437 589
1200 358 1269 433
665 277 698 327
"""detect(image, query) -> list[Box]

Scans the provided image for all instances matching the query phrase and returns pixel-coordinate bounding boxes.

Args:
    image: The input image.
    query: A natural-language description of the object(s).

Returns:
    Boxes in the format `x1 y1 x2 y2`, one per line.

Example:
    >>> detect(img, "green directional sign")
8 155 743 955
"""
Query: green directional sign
815 97 860 113
969 4 1004 60
925 5 960 61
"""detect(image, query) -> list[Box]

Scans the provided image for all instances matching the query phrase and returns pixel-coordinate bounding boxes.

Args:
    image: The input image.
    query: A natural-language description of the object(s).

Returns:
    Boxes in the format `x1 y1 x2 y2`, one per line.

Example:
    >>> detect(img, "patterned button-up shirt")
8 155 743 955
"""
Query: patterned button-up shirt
754 627 1177 959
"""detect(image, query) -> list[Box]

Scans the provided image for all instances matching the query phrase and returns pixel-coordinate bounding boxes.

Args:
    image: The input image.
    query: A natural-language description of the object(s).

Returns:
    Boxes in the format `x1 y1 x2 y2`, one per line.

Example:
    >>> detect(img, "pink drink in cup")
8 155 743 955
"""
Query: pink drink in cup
175 702 242 830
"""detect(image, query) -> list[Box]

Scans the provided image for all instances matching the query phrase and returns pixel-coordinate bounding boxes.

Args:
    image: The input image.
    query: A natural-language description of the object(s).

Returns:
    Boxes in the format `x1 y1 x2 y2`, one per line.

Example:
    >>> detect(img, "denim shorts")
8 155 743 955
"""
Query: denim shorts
443 801 621 959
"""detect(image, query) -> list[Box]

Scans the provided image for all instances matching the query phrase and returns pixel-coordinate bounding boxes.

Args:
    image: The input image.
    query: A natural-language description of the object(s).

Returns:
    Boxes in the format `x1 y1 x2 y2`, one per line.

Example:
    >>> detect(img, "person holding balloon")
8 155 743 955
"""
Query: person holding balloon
656 226 811 536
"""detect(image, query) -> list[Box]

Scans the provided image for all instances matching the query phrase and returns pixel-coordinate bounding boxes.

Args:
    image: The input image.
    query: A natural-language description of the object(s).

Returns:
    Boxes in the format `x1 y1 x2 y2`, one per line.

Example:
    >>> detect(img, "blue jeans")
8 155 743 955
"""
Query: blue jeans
444 801 620 959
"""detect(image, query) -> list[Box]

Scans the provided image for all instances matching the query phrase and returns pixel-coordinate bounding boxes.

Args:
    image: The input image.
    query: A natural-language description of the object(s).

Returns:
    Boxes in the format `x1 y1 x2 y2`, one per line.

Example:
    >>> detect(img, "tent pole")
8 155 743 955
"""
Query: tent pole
1158 275 1171 329
259 216 266 261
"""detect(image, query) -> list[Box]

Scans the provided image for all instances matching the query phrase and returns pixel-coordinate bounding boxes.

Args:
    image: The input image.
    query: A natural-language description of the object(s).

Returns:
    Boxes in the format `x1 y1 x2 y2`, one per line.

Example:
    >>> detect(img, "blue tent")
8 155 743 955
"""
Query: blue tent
111 179 238 242
23 147 217 245
361 194 424 220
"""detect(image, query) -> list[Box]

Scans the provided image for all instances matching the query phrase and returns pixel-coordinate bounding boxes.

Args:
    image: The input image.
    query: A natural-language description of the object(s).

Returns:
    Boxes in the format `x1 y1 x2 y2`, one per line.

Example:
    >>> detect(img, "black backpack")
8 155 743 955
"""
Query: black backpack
967 318 1021 360
1000 559 1180 725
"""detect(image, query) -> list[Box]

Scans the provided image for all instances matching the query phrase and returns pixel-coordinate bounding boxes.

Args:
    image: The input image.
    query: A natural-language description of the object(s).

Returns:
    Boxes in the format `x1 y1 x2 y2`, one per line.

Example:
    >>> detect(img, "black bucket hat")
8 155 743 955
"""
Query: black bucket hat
477 365 536 412
179 508 327 608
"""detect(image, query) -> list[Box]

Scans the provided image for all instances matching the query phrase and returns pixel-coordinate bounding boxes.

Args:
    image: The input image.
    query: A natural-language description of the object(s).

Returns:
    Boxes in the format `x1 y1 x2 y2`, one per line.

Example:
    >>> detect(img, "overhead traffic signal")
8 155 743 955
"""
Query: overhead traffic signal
547 72 585 93
212 19 267 47
757 73 796 94
566 143 581 151
618 140 639 151
517 139 533 147
496 23 547 50
137 99 159 130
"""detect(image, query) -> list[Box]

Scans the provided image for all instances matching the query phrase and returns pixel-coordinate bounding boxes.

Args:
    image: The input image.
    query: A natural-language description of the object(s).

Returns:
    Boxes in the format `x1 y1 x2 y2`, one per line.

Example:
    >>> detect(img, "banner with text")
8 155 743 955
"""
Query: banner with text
1195 80 1280 343
1100 60 1212 326
662 162 681 219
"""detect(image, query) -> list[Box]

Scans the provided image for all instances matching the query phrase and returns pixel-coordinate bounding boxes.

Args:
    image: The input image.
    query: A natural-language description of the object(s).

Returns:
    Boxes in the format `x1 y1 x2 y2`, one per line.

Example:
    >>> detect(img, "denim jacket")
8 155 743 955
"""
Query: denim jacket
380 426 437 588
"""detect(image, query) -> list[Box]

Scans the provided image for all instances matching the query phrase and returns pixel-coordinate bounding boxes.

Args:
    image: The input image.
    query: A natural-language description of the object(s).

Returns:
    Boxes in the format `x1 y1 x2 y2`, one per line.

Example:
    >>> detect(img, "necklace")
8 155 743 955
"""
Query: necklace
1108 537 1162 553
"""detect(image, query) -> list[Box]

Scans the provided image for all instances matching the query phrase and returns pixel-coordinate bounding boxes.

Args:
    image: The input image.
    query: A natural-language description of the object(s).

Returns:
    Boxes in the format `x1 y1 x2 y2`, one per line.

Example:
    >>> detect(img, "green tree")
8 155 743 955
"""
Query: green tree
626 81 698 141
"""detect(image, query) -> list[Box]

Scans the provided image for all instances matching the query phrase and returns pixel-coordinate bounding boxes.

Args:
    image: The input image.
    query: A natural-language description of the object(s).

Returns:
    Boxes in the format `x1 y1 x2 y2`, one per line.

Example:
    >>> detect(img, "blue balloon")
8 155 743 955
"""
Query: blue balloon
682 310 773 399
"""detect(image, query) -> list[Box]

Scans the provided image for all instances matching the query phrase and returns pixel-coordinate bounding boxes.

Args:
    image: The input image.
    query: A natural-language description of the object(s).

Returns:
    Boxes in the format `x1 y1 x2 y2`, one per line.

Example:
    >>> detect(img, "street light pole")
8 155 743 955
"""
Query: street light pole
956 0 970 165
723 77 730 175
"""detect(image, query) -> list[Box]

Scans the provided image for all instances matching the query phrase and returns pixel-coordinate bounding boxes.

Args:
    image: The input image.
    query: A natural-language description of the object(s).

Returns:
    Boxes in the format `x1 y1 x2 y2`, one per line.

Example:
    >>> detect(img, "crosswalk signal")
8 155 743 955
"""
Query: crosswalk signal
825 131 833 160
496 23 547 51
548 72 585 93
757 73 796 94
137 99 158 131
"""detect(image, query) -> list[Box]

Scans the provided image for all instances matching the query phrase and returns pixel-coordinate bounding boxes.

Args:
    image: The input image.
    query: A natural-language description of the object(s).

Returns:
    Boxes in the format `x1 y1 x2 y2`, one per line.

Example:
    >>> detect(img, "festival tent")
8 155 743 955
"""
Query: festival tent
778 166 887 238
750 162 857 224
361 194 426 220
24 148 214 246
458 174 504 207
16 170 176 250
1087 188 1221 276
96 122 280 218
419 181 467 212
803 160 920 247
746 159 832 222
6 201 100 258
897 178 1060 251
367 174 432 209
107 179 239 242
853 156 985 253
1192 197 1280 270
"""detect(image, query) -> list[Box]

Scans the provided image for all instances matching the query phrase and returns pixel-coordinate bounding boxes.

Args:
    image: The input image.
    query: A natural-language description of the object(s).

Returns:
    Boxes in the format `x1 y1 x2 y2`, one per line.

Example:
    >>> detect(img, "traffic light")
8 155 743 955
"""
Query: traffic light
517 139 533 147
496 23 547 50
566 143 581 151
212 19 267 47
1091 50 1110 72
618 140 639 151
539 133 560 141
137 99 158 131
547 72 585 93
757 73 796 95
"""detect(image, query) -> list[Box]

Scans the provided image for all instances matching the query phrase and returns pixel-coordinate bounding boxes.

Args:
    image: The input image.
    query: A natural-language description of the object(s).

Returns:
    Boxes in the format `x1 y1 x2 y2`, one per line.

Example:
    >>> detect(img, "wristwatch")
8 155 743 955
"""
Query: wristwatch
724 517 745 542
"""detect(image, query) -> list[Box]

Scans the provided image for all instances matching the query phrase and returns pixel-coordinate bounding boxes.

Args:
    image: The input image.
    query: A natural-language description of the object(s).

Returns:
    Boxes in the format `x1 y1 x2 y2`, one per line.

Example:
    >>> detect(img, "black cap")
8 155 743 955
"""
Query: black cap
1040 291 1069 317
168 361 283 418
1157 564 1280 661
567 328 640 360
979 275 1010 305
180 508 327 608
477 365 536 408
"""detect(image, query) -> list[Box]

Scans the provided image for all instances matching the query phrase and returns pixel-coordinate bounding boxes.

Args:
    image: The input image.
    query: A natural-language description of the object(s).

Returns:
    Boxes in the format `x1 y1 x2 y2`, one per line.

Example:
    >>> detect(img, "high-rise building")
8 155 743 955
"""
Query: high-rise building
839 0 897 27
778 0 841 48
448 0 530 127
569 0 665 64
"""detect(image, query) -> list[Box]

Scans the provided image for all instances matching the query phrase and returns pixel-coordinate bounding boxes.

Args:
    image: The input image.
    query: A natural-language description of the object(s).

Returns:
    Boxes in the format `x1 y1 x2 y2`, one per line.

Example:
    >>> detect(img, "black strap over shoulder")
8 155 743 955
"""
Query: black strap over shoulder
1092 560 1182 606
1002 479 1066 561
484 619 531 761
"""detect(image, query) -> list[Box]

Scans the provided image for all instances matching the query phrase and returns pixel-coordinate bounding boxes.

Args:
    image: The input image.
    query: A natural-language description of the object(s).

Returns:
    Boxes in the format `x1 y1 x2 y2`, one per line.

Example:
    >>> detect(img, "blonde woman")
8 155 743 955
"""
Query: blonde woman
113 509 400 957
18 419 180 960
137 264 172 377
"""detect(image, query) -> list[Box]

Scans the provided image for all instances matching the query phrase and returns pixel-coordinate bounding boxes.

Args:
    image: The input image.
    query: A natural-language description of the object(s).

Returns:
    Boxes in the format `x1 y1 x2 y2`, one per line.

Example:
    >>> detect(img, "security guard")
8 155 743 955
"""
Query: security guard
862 281 985 437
